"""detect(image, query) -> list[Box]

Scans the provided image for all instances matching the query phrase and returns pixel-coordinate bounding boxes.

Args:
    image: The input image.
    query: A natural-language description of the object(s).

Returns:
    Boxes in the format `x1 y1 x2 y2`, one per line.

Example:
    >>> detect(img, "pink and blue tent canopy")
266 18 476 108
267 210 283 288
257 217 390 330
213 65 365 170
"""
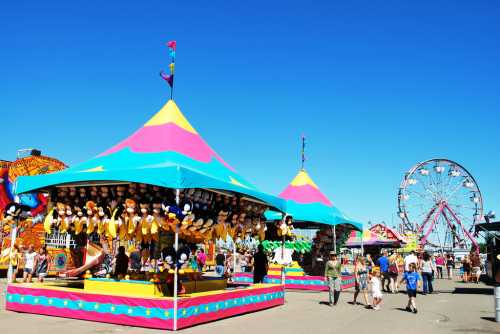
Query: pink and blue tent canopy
264 169 362 230
16 100 285 211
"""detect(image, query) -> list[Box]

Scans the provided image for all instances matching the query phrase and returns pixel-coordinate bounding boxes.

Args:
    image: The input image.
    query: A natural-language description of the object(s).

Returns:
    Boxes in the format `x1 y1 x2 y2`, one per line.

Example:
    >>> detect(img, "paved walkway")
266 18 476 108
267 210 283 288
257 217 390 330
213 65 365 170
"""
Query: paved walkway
0 279 498 334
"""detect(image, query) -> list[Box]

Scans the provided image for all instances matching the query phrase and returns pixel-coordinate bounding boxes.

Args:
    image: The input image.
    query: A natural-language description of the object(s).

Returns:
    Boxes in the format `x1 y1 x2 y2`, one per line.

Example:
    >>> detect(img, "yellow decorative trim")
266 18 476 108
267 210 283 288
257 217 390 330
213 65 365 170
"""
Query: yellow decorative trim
81 166 105 173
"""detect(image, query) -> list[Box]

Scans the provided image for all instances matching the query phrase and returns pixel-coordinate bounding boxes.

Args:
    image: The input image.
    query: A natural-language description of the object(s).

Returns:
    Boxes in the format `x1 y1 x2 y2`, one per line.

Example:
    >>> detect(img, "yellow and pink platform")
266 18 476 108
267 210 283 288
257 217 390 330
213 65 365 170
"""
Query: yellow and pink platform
5 278 284 330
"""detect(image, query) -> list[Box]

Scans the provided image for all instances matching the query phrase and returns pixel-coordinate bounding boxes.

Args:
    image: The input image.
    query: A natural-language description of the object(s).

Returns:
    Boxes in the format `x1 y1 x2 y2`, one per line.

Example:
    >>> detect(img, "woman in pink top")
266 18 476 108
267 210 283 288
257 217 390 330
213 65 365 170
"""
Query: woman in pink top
197 249 207 272
435 254 445 279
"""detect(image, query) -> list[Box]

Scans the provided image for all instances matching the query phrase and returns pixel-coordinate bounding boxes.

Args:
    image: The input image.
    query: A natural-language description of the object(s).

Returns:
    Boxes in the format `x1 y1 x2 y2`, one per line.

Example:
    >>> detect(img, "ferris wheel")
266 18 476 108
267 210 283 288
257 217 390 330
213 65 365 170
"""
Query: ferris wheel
397 159 482 251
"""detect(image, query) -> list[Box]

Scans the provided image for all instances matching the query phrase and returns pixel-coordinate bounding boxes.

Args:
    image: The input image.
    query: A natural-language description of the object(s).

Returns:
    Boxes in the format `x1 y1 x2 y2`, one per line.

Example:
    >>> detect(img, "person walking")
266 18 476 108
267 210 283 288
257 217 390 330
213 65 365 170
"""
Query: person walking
378 250 390 291
462 255 471 283
253 244 268 284
388 254 400 293
23 245 38 283
435 253 445 279
36 246 50 282
401 263 421 314
325 251 342 306
421 252 435 294
370 270 383 310
352 256 369 306
404 251 418 272
446 254 454 280
470 251 481 284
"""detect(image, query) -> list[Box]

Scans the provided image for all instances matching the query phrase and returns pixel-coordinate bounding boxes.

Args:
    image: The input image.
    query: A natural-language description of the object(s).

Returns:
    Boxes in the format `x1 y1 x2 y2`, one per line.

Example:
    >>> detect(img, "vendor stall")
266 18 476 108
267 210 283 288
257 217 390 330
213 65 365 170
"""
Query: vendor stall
234 160 362 291
6 96 285 330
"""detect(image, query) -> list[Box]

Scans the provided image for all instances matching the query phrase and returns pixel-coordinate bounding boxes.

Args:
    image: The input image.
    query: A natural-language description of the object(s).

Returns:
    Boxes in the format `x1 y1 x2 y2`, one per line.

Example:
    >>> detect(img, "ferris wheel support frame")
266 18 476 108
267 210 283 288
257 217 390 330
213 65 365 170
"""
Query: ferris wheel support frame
444 202 479 252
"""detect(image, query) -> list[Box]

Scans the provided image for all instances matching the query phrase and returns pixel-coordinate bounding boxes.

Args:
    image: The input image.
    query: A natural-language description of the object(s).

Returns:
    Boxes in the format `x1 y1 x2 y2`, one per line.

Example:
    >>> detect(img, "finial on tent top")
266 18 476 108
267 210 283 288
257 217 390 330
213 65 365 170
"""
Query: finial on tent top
301 135 305 170
160 40 177 100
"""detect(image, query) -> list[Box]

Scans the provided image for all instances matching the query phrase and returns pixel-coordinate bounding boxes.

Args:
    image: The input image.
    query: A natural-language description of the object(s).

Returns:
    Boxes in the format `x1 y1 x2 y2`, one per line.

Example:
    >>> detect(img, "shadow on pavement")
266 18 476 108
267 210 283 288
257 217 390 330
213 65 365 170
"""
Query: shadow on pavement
452 288 493 295
480 316 497 322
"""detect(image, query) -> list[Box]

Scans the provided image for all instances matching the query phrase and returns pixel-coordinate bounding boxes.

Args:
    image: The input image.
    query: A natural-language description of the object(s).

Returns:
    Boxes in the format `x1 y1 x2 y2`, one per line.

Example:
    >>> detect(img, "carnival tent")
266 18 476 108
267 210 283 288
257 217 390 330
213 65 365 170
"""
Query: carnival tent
15 100 284 210
346 229 399 248
264 169 362 230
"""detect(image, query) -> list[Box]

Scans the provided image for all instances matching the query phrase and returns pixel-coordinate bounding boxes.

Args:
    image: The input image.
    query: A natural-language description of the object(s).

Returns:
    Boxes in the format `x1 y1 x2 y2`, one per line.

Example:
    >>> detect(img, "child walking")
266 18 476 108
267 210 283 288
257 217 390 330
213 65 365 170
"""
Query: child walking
370 270 383 310
401 263 420 314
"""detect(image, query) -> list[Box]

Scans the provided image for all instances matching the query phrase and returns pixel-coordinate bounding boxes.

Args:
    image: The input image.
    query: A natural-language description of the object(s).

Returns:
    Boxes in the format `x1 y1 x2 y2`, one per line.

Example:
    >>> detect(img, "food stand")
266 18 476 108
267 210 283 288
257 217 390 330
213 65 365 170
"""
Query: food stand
5 98 285 330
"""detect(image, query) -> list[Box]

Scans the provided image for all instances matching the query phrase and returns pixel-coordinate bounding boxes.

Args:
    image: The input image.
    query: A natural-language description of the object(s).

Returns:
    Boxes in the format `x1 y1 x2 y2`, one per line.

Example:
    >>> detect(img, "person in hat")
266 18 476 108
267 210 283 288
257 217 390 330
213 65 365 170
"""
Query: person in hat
325 251 342 306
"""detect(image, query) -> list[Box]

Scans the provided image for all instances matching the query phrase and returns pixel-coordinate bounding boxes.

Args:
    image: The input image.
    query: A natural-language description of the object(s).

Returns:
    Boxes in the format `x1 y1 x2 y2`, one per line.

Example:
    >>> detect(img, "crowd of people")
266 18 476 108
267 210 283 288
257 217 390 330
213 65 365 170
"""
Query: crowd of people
8 244 49 283
9 239 484 318
324 248 484 314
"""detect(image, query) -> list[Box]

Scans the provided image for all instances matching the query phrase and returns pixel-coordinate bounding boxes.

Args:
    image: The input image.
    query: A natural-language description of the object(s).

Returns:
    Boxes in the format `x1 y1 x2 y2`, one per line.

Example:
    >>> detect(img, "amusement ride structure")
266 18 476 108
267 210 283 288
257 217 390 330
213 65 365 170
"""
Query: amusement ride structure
398 159 482 251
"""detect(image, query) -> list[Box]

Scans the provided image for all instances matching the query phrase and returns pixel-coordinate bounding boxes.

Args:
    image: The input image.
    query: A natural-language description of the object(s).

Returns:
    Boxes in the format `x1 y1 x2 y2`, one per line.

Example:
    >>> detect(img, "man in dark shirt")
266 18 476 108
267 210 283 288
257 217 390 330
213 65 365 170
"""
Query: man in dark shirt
253 244 269 284
215 250 225 277
114 246 129 278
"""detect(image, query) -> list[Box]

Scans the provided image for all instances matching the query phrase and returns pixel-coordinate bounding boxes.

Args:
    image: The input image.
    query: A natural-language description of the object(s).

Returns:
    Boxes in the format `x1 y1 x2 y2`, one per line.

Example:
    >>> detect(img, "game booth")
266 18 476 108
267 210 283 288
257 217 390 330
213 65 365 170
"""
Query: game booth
5 98 286 330
233 168 363 291
346 224 407 255
0 153 71 274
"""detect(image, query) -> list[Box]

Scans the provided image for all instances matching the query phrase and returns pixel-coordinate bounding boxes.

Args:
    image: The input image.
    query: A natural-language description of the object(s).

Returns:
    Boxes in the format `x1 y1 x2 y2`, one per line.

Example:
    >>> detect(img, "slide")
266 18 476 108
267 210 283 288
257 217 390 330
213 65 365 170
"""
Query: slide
60 242 104 278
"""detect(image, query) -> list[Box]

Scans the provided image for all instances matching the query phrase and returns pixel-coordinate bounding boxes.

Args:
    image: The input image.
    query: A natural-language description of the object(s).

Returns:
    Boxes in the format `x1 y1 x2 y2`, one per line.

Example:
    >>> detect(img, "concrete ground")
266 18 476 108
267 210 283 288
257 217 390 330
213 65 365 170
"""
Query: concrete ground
0 278 498 334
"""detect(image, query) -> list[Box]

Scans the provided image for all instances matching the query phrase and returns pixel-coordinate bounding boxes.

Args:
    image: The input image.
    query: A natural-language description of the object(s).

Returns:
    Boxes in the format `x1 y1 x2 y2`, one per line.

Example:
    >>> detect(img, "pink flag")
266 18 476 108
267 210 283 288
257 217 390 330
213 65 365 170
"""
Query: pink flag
167 40 177 50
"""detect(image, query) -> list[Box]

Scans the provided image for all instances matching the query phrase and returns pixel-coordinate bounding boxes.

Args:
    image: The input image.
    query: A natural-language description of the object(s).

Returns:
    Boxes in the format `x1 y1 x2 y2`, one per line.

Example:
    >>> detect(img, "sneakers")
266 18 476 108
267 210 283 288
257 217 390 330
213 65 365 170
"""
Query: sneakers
405 306 412 312
373 306 380 311
413 308 418 314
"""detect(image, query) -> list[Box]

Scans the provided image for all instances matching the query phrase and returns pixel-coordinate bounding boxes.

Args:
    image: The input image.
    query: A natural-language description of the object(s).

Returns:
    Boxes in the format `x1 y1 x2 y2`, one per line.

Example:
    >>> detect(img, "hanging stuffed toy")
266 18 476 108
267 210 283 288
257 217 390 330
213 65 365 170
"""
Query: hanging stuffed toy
85 201 97 235
150 200 162 238
55 202 67 233
73 205 84 235
63 204 74 234
123 198 139 240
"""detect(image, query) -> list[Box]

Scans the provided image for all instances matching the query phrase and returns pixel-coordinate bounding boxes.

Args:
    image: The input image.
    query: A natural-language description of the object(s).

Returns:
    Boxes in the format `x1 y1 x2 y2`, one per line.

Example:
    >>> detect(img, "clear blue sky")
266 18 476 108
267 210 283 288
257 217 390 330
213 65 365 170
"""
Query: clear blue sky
2 1 499 227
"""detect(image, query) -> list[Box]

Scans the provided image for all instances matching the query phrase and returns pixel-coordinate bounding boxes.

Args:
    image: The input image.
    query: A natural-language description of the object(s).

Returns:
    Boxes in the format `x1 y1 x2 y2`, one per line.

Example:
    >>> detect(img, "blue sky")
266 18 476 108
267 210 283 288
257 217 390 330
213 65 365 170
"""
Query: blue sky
2 1 499 227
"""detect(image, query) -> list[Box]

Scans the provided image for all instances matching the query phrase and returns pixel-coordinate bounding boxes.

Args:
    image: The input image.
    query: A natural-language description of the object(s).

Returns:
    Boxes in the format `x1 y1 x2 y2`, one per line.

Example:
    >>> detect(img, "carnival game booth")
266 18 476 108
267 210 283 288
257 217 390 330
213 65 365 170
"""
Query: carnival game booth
0 152 69 273
346 227 406 254
234 168 362 291
6 99 285 330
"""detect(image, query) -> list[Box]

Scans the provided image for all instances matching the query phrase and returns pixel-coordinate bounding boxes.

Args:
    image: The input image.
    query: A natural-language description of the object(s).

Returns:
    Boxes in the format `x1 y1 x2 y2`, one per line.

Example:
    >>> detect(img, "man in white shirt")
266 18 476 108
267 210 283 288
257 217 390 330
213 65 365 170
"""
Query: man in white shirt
404 251 418 272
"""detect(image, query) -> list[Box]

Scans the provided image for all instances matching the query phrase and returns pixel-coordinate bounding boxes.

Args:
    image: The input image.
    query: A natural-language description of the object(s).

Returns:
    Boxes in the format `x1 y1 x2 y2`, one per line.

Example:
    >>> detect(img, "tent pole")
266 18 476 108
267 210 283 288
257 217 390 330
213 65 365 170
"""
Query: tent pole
360 230 364 256
332 226 337 254
173 189 180 331
6 220 18 284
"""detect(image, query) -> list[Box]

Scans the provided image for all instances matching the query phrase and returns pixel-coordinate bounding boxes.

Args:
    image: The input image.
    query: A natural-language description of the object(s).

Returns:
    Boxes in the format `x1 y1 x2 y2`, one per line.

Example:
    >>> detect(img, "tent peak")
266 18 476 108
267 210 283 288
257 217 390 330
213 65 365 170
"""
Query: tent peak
279 169 333 206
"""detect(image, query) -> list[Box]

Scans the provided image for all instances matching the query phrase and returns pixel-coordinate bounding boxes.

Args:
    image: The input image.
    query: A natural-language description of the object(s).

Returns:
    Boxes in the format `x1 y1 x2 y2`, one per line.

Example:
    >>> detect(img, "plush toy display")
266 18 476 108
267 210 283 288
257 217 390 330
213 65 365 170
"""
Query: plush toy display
33 183 273 258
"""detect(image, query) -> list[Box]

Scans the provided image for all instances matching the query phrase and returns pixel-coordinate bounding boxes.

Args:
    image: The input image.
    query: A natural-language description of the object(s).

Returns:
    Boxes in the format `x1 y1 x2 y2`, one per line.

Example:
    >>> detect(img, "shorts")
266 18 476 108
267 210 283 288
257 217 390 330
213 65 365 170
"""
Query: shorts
38 272 48 278
327 277 342 291
215 265 224 276
407 289 417 298
372 292 383 299
472 267 481 275
355 275 368 291
382 272 391 280
24 267 33 274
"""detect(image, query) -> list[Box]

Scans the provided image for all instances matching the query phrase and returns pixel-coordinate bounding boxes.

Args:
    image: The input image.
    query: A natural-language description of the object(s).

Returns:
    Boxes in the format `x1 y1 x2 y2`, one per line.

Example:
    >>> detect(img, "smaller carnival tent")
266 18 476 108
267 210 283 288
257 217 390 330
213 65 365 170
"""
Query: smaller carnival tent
234 169 360 291
264 169 362 230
